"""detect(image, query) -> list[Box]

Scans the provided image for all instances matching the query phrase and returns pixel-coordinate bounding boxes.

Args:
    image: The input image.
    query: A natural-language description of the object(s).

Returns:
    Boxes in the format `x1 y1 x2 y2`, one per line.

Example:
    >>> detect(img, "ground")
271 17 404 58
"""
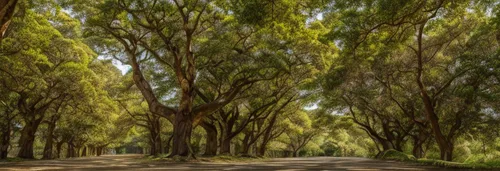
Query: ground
0 154 465 170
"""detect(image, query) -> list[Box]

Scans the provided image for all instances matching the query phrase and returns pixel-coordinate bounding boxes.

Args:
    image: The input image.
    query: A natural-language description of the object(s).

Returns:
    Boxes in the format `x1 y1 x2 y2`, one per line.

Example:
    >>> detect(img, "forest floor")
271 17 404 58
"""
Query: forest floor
0 154 474 170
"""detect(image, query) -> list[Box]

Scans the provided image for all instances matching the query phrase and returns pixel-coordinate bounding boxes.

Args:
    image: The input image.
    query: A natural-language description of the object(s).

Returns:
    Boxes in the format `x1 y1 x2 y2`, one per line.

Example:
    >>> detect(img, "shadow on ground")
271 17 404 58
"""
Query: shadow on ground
0 154 475 170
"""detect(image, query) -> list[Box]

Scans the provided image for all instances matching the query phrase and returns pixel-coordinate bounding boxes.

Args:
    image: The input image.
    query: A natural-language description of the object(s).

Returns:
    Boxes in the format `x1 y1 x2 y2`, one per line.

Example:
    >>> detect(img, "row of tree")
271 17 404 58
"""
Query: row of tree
0 1 129 159
322 0 500 161
0 0 499 163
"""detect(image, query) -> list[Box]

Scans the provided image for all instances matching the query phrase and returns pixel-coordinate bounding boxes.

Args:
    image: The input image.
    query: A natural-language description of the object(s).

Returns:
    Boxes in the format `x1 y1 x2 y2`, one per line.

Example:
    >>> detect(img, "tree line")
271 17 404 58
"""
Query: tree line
0 0 499 163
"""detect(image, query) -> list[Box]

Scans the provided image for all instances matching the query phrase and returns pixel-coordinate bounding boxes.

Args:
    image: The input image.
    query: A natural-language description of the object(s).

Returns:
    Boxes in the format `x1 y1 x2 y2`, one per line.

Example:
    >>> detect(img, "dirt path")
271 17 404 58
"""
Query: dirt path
0 154 456 170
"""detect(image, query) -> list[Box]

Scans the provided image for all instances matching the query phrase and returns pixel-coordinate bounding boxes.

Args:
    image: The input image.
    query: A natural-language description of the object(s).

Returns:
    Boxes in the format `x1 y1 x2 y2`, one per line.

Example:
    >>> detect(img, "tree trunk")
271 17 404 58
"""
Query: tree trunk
240 133 251 155
169 112 193 157
220 138 231 155
17 119 42 159
66 141 75 158
149 127 162 156
292 150 298 157
164 134 173 155
0 122 11 159
0 0 18 43
81 146 87 157
200 121 217 156
257 141 268 157
441 145 453 161
55 141 64 158
42 118 57 159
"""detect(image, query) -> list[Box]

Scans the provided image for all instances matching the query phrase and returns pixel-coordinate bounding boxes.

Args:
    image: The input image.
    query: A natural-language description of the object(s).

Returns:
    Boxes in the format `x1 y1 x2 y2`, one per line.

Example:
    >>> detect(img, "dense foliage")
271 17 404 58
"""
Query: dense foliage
0 0 499 167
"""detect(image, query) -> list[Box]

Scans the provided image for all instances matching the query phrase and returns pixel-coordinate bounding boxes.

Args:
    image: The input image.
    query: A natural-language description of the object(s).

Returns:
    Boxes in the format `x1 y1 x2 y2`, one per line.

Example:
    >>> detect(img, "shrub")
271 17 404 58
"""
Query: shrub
379 149 416 162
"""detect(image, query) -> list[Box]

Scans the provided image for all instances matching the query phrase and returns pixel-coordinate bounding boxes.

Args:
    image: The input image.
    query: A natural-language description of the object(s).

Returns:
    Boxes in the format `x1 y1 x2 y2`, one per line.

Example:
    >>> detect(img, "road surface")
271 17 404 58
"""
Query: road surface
0 154 460 170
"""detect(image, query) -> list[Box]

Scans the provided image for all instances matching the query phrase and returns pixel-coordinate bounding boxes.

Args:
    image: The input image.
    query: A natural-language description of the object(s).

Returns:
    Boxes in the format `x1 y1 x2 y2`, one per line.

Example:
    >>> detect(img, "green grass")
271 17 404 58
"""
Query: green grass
378 150 500 169
414 158 500 169
0 157 31 162
379 150 416 162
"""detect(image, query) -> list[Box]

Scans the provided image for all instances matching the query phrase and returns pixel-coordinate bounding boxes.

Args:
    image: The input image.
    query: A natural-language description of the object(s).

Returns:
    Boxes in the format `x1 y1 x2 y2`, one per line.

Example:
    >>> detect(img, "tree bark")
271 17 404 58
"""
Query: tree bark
240 132 251 155
66 140 76 158
96 147 103 156
149 130 162 156
81 146 87 157
0 124 10 159
55 141 64 158
169 113 193 157
17 118 42 159
148 116 162 156
164 134 173 154
220 138 231 155
200 121 217 156
42 116 58 159
0 0 18 43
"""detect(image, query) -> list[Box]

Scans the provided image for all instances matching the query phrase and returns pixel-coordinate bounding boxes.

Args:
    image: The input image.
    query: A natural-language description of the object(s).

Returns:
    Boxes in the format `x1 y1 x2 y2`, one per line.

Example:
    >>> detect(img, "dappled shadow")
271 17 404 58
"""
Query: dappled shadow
0 155 476 170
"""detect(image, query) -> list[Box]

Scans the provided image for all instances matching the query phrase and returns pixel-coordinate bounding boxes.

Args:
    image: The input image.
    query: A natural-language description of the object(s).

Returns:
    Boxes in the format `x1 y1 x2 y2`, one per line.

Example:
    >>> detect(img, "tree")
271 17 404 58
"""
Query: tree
0 0 18 43
325 0 499 161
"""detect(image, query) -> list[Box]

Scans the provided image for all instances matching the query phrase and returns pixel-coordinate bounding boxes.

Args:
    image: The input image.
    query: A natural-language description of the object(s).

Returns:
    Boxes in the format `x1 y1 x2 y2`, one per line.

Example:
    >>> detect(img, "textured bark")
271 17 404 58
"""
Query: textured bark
42 116 58 159
66 140 76 158
164 134 173 154
148 115 162 156
81 146 87 157
220 138 231 155
17 117 43 159
55 141 64 158
0 125 10 159
200 121 217 156
96 147 103 156
0 0 18 42
415 21 454 161
169 113 193 157
149 128 162 156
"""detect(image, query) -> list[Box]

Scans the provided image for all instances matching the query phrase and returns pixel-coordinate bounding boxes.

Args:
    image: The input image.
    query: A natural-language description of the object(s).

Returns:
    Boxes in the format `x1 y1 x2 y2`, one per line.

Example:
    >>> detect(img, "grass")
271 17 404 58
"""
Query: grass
379 149 416 162
414 159 500 169
0 157 31 162
378 150 500 170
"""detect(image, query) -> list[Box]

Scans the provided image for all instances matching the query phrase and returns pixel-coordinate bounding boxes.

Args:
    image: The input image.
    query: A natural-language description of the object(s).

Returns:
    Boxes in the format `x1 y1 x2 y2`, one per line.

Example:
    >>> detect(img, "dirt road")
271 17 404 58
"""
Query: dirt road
0 154 457 170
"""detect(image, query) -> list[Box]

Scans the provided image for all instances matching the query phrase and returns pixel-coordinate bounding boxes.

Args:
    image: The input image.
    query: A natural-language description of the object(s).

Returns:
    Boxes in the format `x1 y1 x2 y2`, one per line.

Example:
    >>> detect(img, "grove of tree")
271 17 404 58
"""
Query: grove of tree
0 0 499 165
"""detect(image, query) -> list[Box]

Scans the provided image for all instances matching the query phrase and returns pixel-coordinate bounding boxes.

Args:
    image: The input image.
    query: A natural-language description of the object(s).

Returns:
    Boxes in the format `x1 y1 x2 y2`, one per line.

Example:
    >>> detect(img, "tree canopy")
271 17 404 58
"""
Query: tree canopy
0 0 499 166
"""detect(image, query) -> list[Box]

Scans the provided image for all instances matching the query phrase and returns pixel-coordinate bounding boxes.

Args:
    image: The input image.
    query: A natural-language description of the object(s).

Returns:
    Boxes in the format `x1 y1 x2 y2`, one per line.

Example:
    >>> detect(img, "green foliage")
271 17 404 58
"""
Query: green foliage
379 150 416 162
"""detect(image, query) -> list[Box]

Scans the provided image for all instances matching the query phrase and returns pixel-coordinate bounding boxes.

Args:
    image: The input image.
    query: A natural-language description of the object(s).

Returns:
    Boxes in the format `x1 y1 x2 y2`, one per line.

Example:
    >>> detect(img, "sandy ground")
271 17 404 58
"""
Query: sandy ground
0 154 464 170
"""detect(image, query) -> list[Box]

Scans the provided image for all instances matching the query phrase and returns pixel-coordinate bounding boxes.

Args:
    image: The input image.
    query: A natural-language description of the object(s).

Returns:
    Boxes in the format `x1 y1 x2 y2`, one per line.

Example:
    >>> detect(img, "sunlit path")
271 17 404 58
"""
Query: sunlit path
0 155 454 171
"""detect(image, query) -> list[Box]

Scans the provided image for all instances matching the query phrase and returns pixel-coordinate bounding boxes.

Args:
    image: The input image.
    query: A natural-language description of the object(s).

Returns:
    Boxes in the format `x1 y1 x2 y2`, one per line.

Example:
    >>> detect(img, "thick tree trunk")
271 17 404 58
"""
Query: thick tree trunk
220 138 231 155
81 146 87 157
412 143 424 158
240 133 251 155
440 145 453 161
149 127 162 156
200 121 217 156
55 141 64 158
411 130 428 159
17 119 42 159
164 134 173 155
0 122 11 159
42 118 57 159
96 147 103 156
257 138 270 157
66 141 76 158
170 113 193 157
292 150 298 157
96 146 106 156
